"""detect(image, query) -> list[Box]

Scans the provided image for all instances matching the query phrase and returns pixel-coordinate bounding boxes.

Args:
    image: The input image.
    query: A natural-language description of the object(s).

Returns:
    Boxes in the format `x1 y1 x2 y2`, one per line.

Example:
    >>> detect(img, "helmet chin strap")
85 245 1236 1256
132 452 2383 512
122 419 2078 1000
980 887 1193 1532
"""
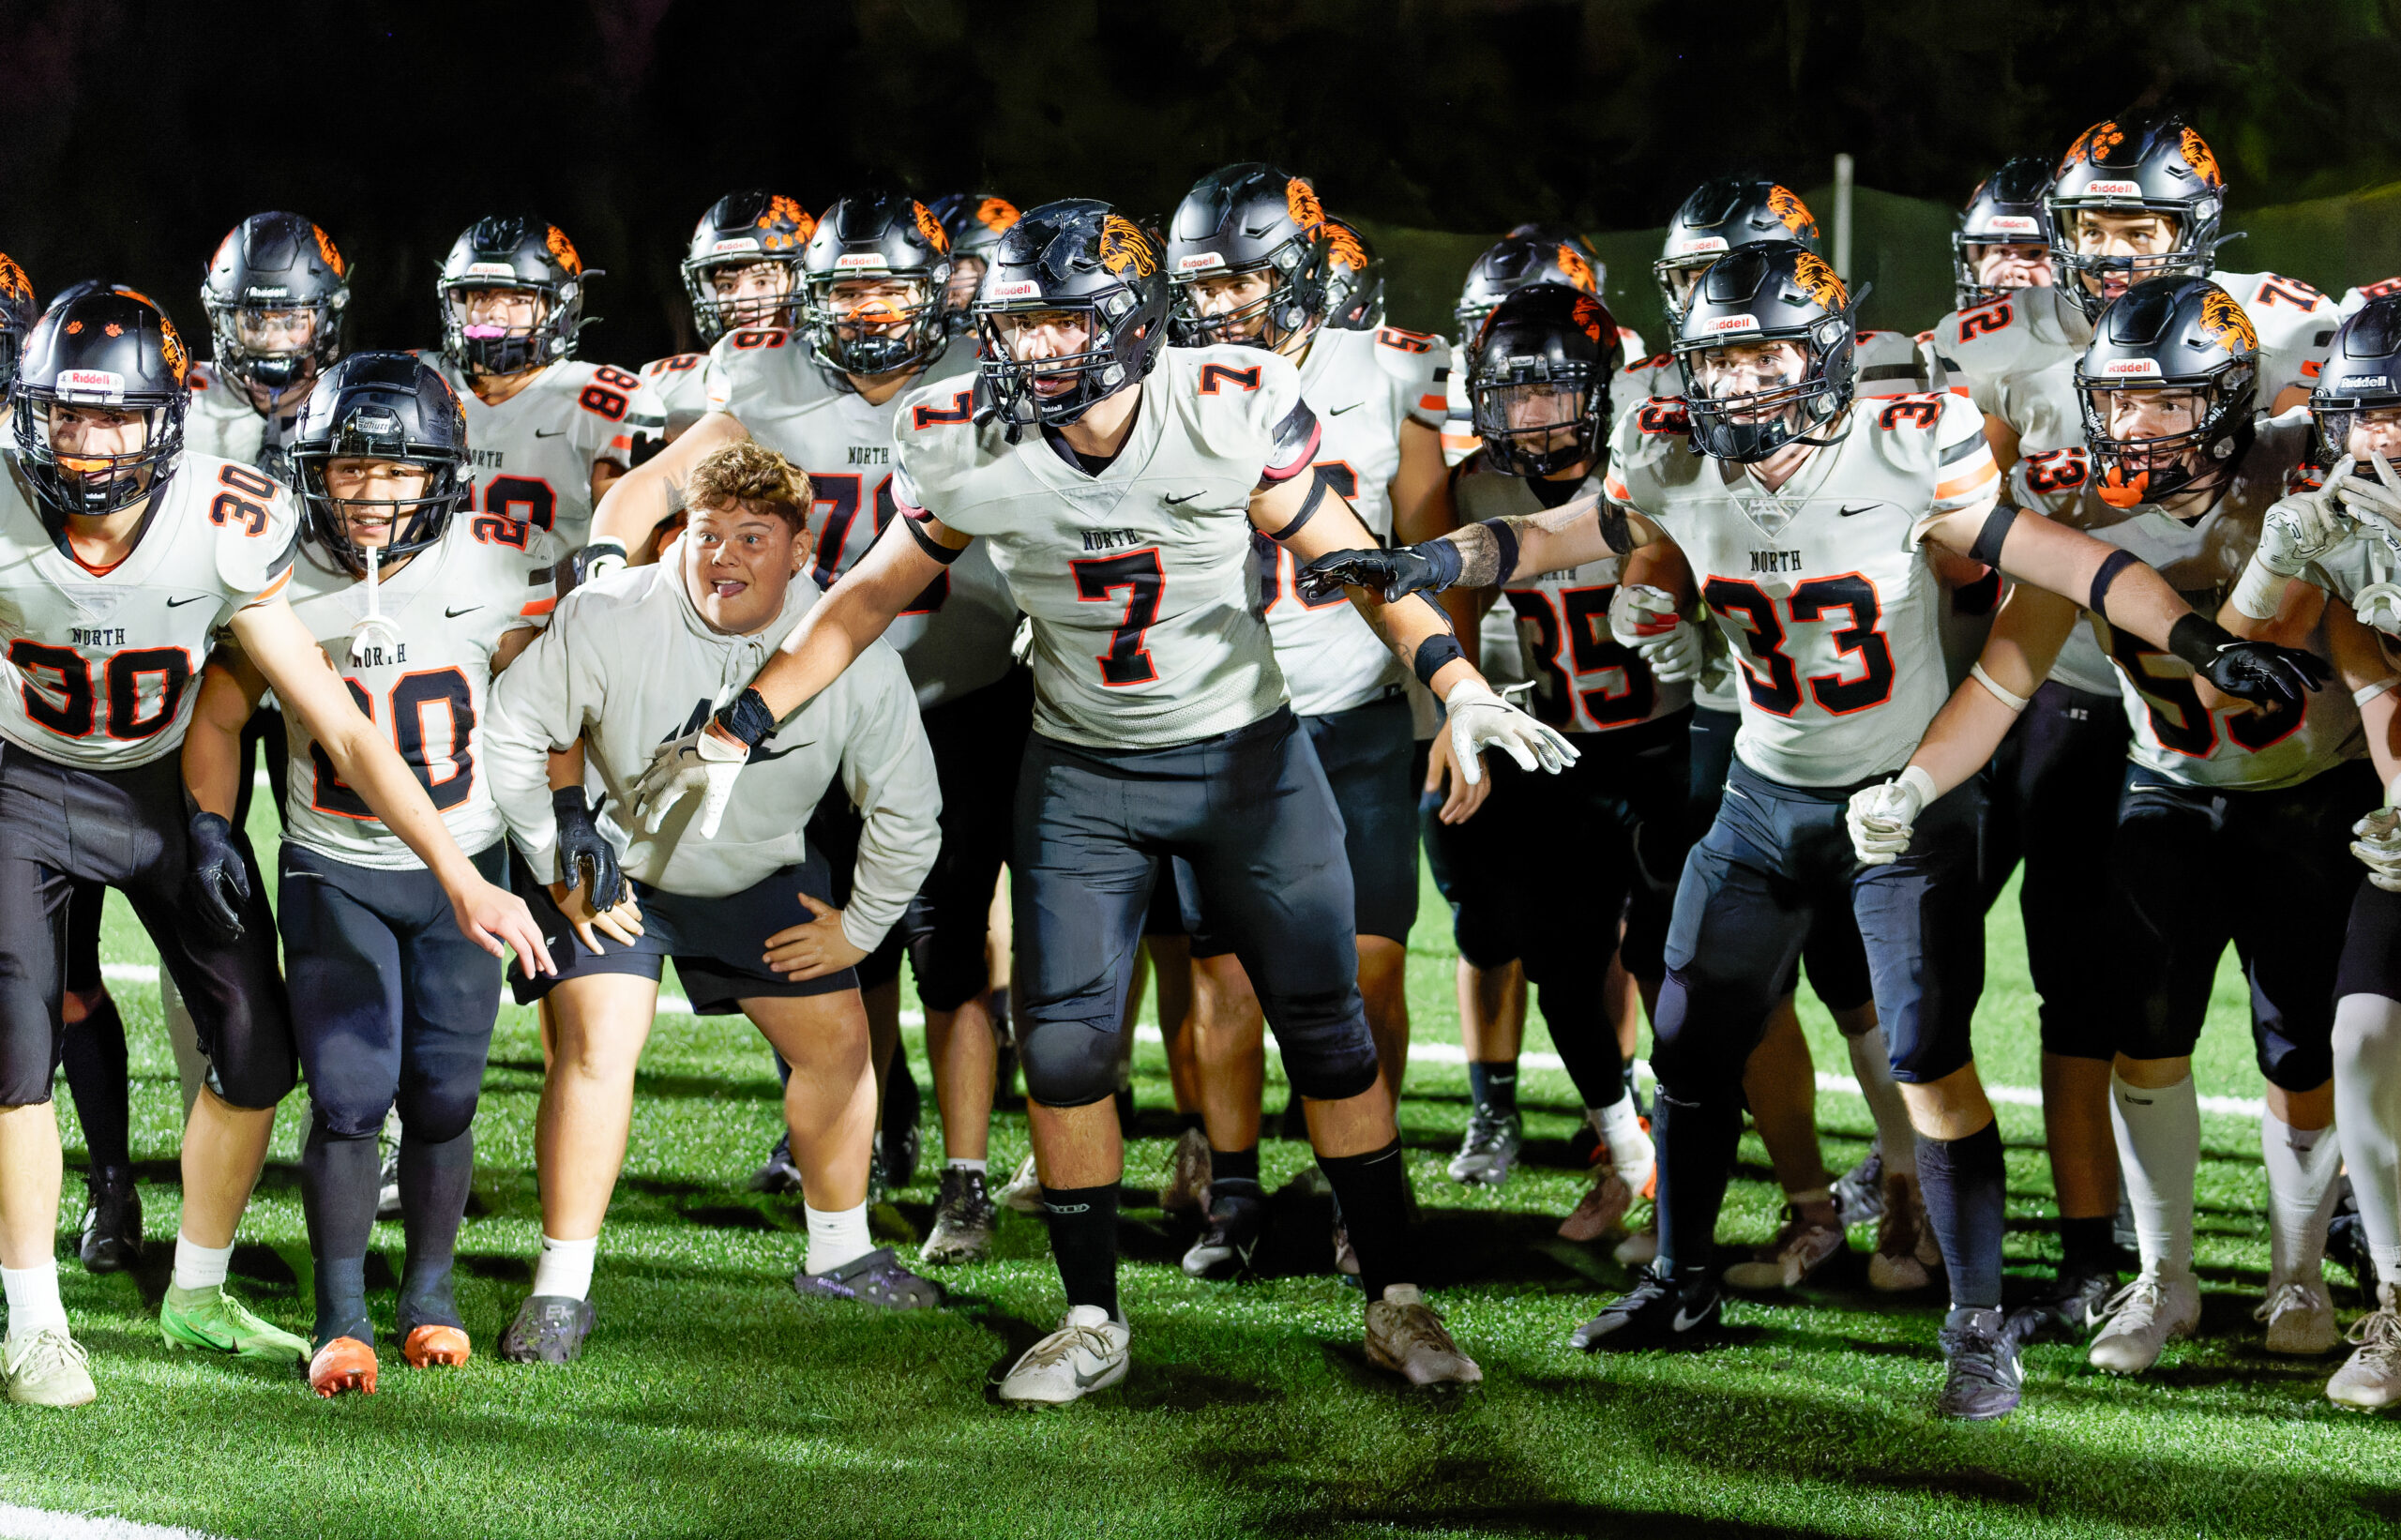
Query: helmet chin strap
347 538 404 666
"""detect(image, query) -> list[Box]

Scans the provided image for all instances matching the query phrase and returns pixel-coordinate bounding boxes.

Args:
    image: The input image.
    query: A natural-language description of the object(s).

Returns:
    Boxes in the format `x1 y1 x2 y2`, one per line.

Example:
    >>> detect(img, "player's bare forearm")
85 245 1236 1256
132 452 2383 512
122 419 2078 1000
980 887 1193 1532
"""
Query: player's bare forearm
1905 582 2076 796
547 744 586 793
747 516 958 722
1388 421 1449 546
2329 597 2401 788
2216 575 2324 649
1937 505 2195 652
181 654 267 822
588 410 747 560
1621 533 1694 605
1451 495 1649 587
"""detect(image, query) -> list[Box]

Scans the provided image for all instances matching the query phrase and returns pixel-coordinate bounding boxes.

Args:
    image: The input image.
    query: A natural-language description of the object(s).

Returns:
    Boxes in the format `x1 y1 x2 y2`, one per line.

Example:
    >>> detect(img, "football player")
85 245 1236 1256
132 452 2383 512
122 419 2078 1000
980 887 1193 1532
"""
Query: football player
430 214 662 548
1444 228 1623 464
589 189 1019 1264
640 191 817 438
927 192 1022 330
485 442 944 1365
1299 243 2323 1419
0 285 549 1408
189 212 349 476
627 201 1566 1402
182 353 564 1397
1951 158 2057 312
1321 216 1387 331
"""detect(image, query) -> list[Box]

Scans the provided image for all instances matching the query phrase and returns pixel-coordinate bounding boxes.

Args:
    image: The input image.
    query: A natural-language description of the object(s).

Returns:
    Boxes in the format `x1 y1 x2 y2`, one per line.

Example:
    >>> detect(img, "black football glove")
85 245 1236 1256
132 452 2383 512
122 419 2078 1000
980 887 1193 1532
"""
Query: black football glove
1296 539 1463 605
2167 615 2333 708
552 788 627 912
185 810 250 943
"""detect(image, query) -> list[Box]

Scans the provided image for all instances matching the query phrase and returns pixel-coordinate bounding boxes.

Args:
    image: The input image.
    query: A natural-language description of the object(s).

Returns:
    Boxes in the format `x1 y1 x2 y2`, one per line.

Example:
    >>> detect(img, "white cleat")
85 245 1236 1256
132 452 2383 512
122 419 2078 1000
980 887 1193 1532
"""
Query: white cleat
2257 1275 2340 1356
995 1152 1045 1215
996 1306 1129 1406
3 1328 96 1408
1364 1285 1481 1386
2328 1282 2401 1411
2089 1271 2202 1375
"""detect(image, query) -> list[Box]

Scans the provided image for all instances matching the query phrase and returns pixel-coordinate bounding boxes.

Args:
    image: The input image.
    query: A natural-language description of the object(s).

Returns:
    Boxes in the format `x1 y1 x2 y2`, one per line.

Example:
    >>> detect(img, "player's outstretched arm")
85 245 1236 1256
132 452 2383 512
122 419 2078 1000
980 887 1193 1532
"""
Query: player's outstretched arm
176 650 271 940
229 598 554 974
1294 484 1660 604
583 410 750 571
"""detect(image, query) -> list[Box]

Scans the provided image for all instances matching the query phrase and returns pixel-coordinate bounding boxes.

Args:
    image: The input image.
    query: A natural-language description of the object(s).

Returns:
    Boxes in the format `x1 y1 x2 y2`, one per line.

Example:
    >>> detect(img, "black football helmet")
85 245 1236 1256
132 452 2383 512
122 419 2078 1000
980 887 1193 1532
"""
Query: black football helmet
437 215 596 377
200 212 350 401
0 253 34 394
800 190 953 377
1468 284 1622 477
2074 276 2258 507
1320 217 1385 331
1953 158 2058 310
1654 180 1820 326
973 199 1170 437
2309 296 2401 469
927 193 1023 332
1454 233 1605 341
681 191 815 344
1507 224 1607 282
1165 163 1335 348
2048 111 2227 322
1672 242 1857 463
290 352 473 575
9 283 191 524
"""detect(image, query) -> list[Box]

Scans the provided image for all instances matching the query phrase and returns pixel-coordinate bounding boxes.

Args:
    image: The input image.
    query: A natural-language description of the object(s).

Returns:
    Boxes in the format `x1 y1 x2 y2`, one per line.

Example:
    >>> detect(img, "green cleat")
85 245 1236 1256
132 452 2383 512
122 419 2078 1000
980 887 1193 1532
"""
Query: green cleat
159 1283 308 1364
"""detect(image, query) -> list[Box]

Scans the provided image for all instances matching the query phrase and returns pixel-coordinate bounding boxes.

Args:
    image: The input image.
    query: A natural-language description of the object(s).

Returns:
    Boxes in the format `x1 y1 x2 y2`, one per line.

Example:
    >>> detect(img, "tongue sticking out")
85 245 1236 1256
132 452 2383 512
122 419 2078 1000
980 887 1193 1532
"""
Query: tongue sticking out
2097 465 2150 508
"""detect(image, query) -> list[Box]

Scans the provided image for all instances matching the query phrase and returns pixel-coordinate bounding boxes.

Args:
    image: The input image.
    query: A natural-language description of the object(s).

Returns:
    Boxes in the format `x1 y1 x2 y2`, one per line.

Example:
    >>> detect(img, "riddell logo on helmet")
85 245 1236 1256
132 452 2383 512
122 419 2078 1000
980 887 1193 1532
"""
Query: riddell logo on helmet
1706 314 1761 333
2349 374 2393 389
56 369 126 397
2084 180 2144 197
1985 215 2041 234
711 237 763 256
1177 252 1226 272
834 252 887 271
2102 357 2163 376
989 279 1042 301
1676 235 1729 255
465 263 517 279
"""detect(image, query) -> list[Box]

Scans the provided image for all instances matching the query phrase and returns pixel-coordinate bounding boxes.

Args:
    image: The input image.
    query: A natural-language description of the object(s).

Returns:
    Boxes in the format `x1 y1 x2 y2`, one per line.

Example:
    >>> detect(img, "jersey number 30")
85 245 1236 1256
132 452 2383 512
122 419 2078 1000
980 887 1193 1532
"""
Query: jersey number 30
310 669 476 819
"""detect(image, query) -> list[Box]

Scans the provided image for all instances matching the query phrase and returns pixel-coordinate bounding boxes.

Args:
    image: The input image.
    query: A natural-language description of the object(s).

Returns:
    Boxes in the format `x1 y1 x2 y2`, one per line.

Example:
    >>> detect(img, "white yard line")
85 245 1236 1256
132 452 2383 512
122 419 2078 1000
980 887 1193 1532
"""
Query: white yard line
0 1506 226 1540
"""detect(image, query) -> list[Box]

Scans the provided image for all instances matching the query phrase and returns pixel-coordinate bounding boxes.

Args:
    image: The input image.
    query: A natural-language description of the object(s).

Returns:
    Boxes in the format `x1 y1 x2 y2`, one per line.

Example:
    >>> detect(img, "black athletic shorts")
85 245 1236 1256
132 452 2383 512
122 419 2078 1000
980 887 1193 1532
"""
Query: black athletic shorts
2338 877 2401 1004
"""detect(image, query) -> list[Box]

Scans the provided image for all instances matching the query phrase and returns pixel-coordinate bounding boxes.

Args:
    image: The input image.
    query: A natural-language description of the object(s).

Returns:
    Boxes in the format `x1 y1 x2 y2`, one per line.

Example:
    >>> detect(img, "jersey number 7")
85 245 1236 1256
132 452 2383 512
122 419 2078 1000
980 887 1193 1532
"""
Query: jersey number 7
1072 550 1163 687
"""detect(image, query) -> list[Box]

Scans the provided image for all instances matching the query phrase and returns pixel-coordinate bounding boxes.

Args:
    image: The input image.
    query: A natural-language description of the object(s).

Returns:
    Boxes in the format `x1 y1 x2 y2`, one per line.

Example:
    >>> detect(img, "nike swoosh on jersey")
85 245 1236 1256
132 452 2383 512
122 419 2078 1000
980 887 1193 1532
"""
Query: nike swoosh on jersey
747 740 815 764
445 605 482 618
1326 400 1365 415
1162 491 1206 505
1838 504 1884 518
534 429 566 438
165 595 210 607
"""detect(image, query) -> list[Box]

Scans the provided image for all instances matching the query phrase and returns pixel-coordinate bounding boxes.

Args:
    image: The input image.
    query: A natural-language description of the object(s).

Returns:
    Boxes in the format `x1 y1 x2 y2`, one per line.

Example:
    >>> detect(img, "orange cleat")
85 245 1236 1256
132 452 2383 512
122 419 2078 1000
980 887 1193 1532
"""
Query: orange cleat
309 1336 378 1398
401 1323 471 1369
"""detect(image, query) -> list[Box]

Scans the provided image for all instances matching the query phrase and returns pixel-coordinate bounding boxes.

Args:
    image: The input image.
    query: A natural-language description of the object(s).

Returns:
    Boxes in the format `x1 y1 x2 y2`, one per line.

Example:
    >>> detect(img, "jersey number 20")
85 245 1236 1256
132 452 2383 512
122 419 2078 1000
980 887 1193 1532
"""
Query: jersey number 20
310 669 476 819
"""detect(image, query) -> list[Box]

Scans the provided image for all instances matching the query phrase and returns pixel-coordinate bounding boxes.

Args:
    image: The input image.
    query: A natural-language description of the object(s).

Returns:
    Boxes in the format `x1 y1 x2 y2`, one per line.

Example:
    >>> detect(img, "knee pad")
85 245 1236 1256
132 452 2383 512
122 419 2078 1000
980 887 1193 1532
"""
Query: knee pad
1018 1016 1125 1109
1261 987 1378 1102
207 1043 298 1111
395 1083 480 1147
1451 904 1518 974
1646 973 1749 1102
2035 1000 2115 1062
308 1089 392 1142
908 927 991 1015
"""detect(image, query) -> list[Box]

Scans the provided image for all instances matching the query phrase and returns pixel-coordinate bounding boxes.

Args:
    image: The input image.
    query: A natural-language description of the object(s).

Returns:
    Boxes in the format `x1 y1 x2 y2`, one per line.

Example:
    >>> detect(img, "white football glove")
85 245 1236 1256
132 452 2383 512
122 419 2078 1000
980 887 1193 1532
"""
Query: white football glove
2337 453 2401 560
1846 765 1938 867
2356 801 2401 894
2257 460 2355 576
632 721 750 838
2355 581 2401 638
1608 583 1704 684
1445 677 1579 786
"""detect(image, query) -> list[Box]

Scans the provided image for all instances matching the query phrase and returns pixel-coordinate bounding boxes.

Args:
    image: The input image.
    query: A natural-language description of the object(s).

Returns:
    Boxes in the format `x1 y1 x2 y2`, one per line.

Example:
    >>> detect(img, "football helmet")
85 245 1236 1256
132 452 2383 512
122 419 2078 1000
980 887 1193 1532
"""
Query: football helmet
1165 163 1335 348
0 252 34 395
289 352 473 575
1468 283 1623 477
681 190 815 344
2048 111 2226 322
8 282 191 523
800 190 952 377
1454 232 1605 340
436 215 595 377
1508 223 1607 285
2074 276 2258 506
1672 241 1856 463
2309 296 2401 468
200 212 349 400
972 199 1170 437
1654 180 1820 326
1321 216 1385 331
1953 158 2058 310
928 193 1023 333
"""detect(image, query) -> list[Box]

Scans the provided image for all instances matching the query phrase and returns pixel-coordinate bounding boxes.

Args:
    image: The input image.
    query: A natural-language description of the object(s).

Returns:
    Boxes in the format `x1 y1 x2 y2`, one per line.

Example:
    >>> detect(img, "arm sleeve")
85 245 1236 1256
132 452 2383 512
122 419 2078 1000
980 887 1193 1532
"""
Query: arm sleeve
482 596 599 880
830 646 943 954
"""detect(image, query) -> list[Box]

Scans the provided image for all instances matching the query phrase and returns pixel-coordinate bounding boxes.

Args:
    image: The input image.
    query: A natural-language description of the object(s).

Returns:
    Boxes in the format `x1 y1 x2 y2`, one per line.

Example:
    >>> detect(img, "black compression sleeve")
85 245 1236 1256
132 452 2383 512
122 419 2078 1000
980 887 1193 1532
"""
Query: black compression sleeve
1967 506 2015 567
1475 519 1519 585
2087 548 2140 613
1412 633 1463 687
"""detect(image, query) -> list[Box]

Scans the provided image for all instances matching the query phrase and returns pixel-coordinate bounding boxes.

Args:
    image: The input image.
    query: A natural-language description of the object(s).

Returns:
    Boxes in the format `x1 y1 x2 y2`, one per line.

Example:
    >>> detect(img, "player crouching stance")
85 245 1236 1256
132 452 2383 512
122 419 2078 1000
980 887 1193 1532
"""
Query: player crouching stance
630 202 1567 1404
1303 244 2324 1419
184 354 564 1396
484 442 943 1365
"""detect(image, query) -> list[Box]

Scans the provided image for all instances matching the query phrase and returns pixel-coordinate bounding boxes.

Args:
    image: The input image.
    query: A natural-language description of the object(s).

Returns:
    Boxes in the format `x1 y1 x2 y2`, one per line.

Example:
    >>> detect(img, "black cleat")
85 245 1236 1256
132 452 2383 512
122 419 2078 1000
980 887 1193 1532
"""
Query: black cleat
1182 1186 1266 1279
1568 1266 1722 1351
881 1062 922 1189
749 1131 804 1194
1937 1307 2023 1421
791 1247 944 1309
497 1294 596 1365
2006 1265 2117 1346
78 1165 142 1274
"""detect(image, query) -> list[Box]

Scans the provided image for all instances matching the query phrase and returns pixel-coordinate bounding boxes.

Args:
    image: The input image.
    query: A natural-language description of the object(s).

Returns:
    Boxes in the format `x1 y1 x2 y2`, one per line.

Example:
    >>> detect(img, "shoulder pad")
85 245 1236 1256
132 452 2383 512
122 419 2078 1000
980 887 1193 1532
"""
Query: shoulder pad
1373 325 1440 355
196 457 300 598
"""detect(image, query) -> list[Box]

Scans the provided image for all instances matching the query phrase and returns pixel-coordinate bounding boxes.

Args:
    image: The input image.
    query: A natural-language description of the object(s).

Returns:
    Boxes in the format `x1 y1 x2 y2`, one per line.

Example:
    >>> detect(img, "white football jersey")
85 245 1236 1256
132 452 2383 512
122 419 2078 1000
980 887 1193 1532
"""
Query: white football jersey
639 351 712 428
2304 527 2401 681
2053 414 2360 790
423 355 664 549
183 360 299 477
892 344 1320 749
276 513 563 868
1453 455 1689 733
701 329 1015 708
1607 391 2001 786
2339 275 2401 318
0 449 297 769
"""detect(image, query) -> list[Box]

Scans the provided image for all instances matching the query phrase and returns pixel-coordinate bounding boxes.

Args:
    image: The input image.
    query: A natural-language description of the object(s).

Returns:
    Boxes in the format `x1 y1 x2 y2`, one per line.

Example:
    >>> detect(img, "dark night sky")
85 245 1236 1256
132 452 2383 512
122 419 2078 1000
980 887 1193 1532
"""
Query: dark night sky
7 0 2401 361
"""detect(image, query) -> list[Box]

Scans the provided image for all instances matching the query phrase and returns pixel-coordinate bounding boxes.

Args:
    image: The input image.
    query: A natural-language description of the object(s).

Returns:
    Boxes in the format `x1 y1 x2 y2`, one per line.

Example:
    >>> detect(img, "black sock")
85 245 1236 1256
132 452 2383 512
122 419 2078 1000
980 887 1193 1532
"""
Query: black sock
1917 1123 2007 1310
1209 1143 1259 1185
1177 1110 1206 1138
1537 980 1626 1112
2059 1215 2117 1276
1317 1139 1413 1301
1466 1061 1518 1115
60 995 131 1171
397 1126 475 1332
299 1118 380 1346
1654 1090 1741 1279
1040 1184 1120 1319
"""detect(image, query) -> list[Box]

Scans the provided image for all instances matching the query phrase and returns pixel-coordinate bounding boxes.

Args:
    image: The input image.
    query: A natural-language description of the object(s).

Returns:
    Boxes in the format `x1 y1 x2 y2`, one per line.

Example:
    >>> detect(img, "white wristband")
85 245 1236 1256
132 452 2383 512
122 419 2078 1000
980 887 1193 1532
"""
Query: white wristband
2231 557 2291 622
1896 764 1940 808
2354 675 2400 709
1969 662 2031 714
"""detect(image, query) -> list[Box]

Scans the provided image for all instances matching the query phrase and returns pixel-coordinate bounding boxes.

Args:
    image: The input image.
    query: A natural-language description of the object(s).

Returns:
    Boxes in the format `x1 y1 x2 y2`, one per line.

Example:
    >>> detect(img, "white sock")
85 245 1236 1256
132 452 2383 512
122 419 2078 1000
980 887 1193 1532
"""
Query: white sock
1847 1026 1917 1178
1593 1097 1654 1187
2334 992 2401 1275
805 1202 873 1275
946 1158 989 1175
2109 1069 2199 1279
2260 1110 2340 1283
532 1233 598 1301
3 1261 68 1338
172 1234 234 1293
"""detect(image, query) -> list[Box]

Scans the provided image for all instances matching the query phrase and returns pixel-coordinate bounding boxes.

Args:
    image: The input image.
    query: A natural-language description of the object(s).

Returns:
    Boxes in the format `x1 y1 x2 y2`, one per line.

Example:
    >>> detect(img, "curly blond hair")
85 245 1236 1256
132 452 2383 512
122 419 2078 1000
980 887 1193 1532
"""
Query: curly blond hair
686 441 812 534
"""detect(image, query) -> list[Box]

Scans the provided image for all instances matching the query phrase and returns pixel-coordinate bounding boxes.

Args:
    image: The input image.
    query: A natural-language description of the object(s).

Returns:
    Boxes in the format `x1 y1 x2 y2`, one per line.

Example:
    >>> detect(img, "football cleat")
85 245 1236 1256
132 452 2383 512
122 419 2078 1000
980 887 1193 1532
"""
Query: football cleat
3 1328 95 1408
996 1305 1128 1406
309 1336 378 1398
791 1247 944 1310
2327 1281 2401 1411
921 1166 998 1265
2257 1276 2340 1356
2327 1204 2383 1308
2089 1272 2202 1375
995 1152 1046 1214
77 1165 142 1274
1832 1148 1885 1229
1182 1188 1266 1280
1558 1170 1635 1244
497 1294 596 1366
1446 1104 1523 1187
2005 1264 2118 1345
749 1130 805 1195
1159 1127 1212 1215
159 1283 308 1364
1365 1285 1481 1386
1868 1171 1943 1291
1722 1206 1846 1291
401 1323 471 1369
1936 1307 2023 1421
1568 1267 1721 1352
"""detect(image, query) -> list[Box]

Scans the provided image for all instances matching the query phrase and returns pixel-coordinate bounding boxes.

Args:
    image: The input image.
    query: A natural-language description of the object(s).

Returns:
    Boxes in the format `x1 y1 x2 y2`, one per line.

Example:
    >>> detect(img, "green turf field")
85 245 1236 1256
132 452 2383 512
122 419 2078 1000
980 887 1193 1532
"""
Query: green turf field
8 799 2399 1540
